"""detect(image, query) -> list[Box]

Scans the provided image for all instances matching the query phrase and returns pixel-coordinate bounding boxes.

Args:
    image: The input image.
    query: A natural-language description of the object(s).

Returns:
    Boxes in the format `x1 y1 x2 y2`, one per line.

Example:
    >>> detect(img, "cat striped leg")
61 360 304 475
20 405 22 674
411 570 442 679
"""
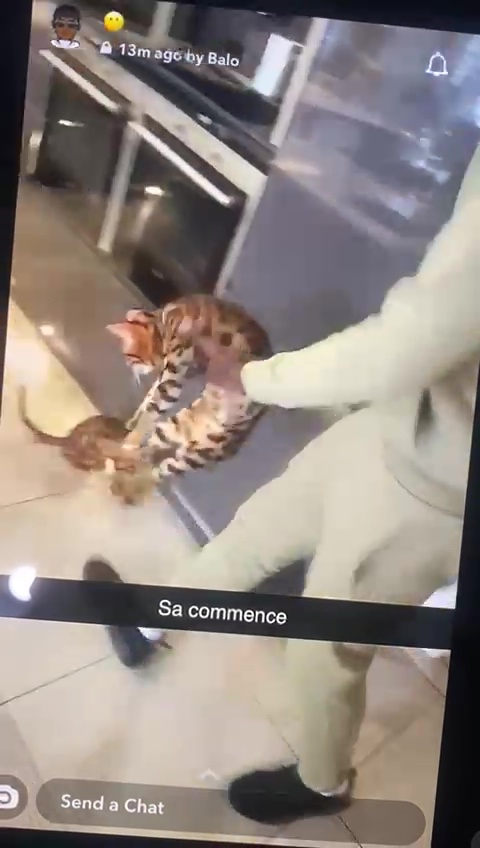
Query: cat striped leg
134 407 227 480
144 344 194 417
127 343 193 427
148 421 252 481
144 400 262 478
133 393 262 484
111 415 254 504
124 345 193 446
151 443 225 481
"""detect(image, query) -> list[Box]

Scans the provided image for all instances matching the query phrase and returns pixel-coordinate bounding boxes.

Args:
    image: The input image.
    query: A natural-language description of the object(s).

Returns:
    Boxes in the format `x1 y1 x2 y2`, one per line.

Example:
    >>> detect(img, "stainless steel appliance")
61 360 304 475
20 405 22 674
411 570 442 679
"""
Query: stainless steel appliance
28 47 256 306
29 51 129 244
111 118 247 305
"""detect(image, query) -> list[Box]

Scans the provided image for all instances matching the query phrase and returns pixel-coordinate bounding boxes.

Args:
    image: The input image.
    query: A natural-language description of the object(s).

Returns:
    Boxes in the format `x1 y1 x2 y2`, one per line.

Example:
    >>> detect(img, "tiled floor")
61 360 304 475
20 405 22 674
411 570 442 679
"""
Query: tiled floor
0 302 449 846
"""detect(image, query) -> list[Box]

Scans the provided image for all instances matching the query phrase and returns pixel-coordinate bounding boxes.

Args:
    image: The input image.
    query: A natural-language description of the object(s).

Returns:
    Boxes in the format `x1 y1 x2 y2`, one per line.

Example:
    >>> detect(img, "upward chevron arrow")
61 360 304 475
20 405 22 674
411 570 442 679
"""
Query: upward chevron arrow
200 769 220 782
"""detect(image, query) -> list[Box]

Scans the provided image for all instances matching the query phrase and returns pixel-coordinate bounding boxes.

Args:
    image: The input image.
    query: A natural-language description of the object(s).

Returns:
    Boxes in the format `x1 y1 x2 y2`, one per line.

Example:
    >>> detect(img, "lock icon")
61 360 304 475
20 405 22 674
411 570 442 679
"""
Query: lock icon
426 52 448 77
100 41 113 55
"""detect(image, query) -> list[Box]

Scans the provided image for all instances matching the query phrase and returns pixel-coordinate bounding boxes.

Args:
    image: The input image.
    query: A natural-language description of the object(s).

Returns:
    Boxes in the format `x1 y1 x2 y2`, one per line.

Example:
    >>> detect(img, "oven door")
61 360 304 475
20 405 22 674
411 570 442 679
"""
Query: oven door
112 119 246 306
29 52 128 245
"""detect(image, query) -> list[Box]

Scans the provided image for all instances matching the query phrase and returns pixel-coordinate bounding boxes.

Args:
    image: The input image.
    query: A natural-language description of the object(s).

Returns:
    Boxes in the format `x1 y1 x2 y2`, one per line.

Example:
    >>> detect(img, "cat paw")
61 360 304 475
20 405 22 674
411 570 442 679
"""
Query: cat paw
105 458 116 475
123 433 144 451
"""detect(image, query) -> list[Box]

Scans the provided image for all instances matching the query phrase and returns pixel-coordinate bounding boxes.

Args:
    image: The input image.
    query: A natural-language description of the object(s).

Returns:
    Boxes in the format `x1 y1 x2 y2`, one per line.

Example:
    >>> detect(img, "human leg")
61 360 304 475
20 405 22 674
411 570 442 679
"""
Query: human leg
229 409 462 819
290 411 461 791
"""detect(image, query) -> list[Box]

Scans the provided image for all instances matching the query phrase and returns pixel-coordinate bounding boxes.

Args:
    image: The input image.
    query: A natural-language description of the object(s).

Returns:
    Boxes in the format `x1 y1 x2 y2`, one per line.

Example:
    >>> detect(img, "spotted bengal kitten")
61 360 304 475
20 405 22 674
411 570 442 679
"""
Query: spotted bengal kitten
18 386 128 472
106 295 271 503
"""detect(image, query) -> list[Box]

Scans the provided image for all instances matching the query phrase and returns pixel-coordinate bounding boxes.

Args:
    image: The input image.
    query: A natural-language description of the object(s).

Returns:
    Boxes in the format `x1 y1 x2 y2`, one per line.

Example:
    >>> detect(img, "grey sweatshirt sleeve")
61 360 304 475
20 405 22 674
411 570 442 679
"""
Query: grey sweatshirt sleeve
241 200 480 409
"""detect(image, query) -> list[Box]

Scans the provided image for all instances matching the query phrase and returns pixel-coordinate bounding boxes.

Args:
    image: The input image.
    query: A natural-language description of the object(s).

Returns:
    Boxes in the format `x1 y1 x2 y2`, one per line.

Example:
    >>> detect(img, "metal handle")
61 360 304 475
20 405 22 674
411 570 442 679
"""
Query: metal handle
129 121 234 207
39 50 120 114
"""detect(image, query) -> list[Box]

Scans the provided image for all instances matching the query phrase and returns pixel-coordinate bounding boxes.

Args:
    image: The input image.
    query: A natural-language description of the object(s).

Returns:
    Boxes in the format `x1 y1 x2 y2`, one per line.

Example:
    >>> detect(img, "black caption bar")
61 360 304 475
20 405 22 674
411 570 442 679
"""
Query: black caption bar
0 576 452 649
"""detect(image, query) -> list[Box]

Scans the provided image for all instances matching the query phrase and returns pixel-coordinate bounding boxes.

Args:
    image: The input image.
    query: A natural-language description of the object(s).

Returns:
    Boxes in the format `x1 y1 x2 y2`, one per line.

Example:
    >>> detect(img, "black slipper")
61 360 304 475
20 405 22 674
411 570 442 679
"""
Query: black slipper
228 764 353 824
82 557 169 669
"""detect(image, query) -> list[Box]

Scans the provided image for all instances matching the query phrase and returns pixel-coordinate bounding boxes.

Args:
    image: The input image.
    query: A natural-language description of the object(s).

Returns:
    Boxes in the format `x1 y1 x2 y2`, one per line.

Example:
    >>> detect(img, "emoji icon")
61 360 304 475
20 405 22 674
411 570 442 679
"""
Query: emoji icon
51 4 81 49
104 10 125 32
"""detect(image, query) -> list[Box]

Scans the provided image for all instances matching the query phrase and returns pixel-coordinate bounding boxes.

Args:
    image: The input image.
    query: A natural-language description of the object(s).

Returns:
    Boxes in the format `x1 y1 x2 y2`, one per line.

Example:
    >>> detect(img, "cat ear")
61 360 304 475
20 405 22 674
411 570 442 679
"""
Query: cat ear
106 322 135 344
177 316 193 336
126 309 153 324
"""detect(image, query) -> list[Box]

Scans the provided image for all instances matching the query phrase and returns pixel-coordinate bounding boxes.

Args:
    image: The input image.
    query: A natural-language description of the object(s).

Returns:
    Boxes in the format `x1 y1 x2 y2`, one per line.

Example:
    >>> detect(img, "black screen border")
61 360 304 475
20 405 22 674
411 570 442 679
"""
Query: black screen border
3 1 480 847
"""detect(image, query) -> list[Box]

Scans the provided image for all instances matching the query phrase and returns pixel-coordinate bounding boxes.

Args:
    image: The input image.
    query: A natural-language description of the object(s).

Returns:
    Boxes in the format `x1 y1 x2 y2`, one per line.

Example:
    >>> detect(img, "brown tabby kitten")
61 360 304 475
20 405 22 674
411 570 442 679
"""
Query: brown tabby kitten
106 294 271 501
18 386 128 472
107 294 270 422
108 384 260 503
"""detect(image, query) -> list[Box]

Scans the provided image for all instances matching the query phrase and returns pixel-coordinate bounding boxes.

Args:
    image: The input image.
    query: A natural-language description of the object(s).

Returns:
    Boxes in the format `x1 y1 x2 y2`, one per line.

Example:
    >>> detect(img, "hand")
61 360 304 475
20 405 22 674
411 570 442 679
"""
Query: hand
196 338 246 395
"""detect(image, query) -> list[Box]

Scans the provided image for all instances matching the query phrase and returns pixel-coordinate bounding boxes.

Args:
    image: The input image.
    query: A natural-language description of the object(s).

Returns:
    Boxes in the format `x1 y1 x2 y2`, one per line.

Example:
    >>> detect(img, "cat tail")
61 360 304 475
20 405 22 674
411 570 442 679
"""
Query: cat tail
17 386 66 446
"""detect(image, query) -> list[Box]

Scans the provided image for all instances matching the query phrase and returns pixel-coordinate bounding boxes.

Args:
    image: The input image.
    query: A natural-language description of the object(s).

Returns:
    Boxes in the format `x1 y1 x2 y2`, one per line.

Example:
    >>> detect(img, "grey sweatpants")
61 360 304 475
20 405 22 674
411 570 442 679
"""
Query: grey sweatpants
167 408 463 790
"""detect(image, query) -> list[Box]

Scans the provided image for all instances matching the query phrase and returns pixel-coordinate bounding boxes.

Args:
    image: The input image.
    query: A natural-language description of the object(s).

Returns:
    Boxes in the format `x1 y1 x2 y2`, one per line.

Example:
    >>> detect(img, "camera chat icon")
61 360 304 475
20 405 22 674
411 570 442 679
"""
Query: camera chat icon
0 785 19 809
0 777 28 819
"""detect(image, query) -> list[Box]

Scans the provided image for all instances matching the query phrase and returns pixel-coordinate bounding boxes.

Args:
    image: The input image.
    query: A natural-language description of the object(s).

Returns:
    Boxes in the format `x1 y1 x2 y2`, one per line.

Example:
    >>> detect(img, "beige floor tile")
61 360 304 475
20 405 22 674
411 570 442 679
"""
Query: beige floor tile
0 442 86 508
8 631 293 787
406 649 449 696
343 698 445 848
0 619 108 704
0 477 195 585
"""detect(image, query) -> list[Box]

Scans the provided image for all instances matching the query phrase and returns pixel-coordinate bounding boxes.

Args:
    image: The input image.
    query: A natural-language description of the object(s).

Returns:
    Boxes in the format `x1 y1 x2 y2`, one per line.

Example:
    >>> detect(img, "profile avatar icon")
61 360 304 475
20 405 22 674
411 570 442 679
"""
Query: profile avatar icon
51 4 81 49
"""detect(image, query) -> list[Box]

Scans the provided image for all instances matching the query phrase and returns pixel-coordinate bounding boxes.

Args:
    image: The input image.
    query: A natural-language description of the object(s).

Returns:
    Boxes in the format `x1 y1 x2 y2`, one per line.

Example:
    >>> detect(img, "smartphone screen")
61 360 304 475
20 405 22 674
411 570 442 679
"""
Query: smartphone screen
1 1 479 846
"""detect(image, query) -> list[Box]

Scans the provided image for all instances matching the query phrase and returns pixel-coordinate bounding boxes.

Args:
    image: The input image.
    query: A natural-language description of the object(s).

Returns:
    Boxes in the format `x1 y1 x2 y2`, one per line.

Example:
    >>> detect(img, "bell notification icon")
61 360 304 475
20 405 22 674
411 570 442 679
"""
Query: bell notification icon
426 51 448 76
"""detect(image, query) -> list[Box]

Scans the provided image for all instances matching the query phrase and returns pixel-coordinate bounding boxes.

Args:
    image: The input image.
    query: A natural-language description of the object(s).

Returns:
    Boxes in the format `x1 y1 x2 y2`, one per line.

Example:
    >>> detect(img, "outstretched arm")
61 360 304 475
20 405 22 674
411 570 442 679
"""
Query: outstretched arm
241 200 480 409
